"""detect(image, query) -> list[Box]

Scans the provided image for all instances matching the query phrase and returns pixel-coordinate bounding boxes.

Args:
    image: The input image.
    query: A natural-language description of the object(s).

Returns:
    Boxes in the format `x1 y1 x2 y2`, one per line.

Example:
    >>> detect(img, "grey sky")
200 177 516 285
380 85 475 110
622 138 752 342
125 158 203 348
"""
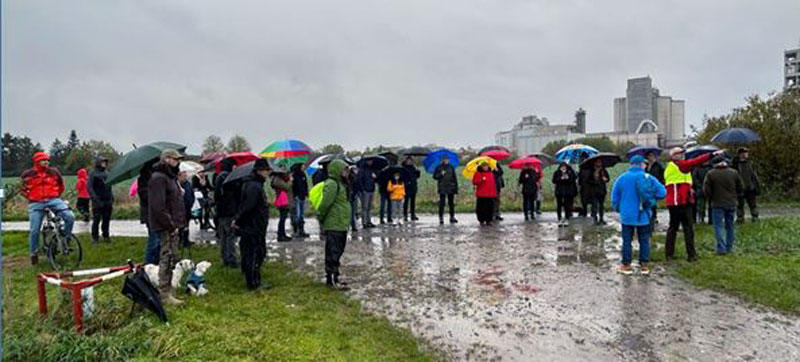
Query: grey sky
3 0 800 154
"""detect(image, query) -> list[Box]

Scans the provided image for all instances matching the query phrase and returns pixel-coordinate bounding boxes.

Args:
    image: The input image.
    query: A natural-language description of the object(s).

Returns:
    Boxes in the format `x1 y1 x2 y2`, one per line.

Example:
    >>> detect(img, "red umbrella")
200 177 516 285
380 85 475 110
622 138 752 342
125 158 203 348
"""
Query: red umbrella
205 151 259 173
509 156 542 171
481 149 510 161
200 152 227 164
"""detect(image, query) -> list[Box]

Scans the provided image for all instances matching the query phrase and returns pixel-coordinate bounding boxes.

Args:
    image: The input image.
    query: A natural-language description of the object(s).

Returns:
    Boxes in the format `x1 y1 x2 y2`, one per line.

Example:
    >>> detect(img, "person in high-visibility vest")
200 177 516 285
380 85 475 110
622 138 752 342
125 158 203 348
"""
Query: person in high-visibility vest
663 147 725 261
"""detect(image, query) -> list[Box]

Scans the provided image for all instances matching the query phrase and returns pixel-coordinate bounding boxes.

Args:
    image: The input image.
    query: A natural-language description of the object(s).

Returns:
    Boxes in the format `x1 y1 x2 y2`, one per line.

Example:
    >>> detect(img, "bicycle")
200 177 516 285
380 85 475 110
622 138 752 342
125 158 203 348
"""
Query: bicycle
40 207 83 270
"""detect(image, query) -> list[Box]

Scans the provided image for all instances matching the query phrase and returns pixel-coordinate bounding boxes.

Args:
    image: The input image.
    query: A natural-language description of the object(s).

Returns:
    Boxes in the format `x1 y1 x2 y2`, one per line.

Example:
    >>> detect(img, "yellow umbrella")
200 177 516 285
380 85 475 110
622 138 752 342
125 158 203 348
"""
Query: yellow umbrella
462 156 497 179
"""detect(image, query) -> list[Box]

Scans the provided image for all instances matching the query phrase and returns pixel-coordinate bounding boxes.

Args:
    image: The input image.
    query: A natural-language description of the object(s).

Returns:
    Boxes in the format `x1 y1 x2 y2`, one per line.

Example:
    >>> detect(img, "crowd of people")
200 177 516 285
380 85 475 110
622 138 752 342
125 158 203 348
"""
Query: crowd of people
18 144 762 302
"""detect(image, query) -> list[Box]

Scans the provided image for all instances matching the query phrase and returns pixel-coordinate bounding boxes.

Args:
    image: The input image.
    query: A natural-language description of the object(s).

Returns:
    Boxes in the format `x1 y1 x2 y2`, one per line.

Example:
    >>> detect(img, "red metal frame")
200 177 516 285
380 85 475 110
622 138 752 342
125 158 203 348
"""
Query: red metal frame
37 263 134 333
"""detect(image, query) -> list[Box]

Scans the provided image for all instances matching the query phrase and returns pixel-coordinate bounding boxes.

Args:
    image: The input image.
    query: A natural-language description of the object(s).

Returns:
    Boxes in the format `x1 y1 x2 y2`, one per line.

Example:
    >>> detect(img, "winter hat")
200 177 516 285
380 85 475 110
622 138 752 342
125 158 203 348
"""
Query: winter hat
629 155 646 164
669 147 685 157
161 149 184 159
253 158 271 171
33 152 50 163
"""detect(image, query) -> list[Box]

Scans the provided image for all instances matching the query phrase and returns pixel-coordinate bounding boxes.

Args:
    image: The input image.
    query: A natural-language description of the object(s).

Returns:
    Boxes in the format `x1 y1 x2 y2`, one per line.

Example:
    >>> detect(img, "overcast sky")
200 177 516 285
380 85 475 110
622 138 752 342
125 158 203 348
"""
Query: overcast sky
3 0 800 154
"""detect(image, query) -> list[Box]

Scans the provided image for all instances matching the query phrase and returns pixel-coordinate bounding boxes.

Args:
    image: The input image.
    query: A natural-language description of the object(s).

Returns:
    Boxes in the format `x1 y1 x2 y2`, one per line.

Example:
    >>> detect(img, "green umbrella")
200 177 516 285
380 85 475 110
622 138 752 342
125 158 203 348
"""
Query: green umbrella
107 142 187 185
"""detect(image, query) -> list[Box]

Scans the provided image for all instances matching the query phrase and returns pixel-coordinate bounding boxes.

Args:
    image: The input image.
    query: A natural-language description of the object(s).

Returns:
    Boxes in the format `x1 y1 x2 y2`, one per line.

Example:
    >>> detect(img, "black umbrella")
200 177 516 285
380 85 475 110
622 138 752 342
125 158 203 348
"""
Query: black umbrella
121 266 168 323
580 152 622 169
223 159 281 185
685 145 720 159
317 154 355 166
378 165 411 183
478 145 511 155
356 155 389 170
526 152 555 167
711 128 761 144
399 146 432 157
379 152 399 166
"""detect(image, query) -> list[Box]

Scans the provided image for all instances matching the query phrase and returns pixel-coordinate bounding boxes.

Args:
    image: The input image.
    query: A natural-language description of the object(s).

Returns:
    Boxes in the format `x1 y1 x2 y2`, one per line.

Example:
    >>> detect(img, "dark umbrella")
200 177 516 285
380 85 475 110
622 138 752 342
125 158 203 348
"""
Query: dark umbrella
526 152 555 167
478 145 511 155
379 151 399 166
399 146 432 157
580 152 622 169
711 128 761 144
121 266 168 322
357 155 389 170
223 159 281 184
107 142 187 185
685 145 720 159
204 151 259 173
626 145 662 159
378 165 411 184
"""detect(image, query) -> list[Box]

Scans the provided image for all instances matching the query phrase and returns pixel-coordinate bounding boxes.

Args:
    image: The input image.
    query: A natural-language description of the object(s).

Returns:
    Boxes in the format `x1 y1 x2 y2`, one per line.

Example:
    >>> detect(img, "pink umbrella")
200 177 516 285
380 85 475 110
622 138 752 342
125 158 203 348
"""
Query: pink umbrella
481 149 510 161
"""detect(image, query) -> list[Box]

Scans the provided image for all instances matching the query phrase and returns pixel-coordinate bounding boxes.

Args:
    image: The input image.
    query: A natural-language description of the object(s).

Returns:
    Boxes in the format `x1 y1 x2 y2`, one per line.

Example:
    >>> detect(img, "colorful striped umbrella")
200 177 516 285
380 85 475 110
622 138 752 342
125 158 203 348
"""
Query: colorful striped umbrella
260 139 313 169
555 144 599 164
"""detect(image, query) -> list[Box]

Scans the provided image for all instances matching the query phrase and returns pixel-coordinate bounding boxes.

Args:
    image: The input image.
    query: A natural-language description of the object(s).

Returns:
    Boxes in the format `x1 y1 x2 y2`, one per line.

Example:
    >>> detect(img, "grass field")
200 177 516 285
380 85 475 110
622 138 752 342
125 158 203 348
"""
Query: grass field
651 216 800 315
2 232 438 361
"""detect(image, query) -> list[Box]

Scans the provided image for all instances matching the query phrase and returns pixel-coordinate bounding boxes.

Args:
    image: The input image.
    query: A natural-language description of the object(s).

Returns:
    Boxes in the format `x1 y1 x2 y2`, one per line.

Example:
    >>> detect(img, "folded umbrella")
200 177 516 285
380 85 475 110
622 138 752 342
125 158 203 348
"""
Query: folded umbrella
462 156 497 179
509 156 542 170
107 142 187 185
555 144 599 164
626 145 662 159
121 267 168 323
685 145 720 159
399 146 432 157
423 148 460 174
711 128 761 144
580 152 622 169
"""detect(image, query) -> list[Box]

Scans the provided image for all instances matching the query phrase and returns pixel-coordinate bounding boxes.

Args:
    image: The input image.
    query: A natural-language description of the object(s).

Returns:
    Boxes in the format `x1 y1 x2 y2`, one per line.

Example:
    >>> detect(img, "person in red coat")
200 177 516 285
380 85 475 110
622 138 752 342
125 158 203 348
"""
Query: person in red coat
75 168 91 221
472 163 497 226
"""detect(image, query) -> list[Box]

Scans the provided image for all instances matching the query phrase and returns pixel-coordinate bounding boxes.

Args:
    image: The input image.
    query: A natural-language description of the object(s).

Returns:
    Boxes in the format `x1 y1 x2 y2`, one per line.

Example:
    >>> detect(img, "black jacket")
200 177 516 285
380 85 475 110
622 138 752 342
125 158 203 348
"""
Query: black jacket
357 166 377 193
518 169 540 195
552 164 578 198
89 159 113 207
493 164 505 191
137 160 156 225
646 161 665 185
148 162 186 233
578 168 593 198
691 164 712 195
215 171 240 218
235 173 270 237
181 179 195 225
292 168 309 200
584 167 610 197
403 164 421 194
191 174 211 198
433 164 458 195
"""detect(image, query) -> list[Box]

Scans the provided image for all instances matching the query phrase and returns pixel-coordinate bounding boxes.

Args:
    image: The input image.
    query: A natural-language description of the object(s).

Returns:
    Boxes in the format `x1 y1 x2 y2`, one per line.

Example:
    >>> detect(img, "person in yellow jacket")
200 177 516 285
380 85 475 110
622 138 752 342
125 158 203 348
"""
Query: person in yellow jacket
387 173 406 226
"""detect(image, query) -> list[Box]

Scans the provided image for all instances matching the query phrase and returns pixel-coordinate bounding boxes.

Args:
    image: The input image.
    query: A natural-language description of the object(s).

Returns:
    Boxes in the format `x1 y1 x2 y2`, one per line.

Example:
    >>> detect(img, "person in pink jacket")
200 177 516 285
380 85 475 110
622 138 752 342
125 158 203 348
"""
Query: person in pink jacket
75 168 91 221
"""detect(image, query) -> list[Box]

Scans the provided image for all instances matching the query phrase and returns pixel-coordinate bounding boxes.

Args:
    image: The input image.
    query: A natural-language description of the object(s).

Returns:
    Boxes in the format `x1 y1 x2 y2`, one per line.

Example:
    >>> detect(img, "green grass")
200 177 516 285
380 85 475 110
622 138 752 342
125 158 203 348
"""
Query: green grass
2 232 438 361
651 216 800 315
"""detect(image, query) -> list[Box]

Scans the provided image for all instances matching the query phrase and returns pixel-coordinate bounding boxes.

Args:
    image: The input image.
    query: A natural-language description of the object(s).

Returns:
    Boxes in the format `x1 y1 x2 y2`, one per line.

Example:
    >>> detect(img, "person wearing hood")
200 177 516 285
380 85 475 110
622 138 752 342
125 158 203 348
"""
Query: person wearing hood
233 158 272 291
317 159 352 288
611 155 667 275
552 162 578 227
75 168 91 222
178 169 195 247
291 163 311 238
518 164 540 221
402 157 421 222
492 164 505 221
433 156 459 224
387 172 406 225
356 159 377 228
148 149 187 304
89 156 113 243
214 157 240 267
473 163 497 226
704 156 744 255
586 158 611 225
21 152 74 265
691 160 713 225
271 170 294 242
139 158 161 265
732 147 760 223
312 163 329 185
645 151 665 231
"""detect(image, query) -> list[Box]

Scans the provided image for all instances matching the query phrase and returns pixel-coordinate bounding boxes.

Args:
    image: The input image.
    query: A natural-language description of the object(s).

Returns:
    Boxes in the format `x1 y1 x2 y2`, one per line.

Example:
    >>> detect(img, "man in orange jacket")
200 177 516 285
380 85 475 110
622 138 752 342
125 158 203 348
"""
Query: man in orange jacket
663 147 724 261
20 152 75 265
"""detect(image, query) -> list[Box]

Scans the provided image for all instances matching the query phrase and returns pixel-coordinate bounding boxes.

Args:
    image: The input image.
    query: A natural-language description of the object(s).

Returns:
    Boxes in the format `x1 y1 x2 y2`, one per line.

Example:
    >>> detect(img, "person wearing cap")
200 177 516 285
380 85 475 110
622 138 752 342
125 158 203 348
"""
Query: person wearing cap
611 155 666 275
88 156 113 243
317 159 352 288
148 149 187 304
233 158 272 290
731 147 760 223
20 151 75 265
663 146 724 262
703 156 744 255
644 151 665 231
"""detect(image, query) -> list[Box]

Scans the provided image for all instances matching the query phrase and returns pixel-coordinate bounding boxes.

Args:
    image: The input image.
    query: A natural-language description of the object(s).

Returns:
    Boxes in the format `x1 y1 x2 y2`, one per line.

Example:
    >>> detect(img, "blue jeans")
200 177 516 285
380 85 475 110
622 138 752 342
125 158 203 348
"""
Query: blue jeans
712 207 736 254
294 197 306 225
28 199 75 257
379 193 393 221
621 224 650 265
144 225 161 264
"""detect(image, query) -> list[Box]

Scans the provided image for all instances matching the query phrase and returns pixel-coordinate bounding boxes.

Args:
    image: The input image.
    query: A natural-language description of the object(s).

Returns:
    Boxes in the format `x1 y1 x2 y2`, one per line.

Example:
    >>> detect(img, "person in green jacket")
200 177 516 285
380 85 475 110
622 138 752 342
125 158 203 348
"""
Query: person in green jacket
317 159 352 288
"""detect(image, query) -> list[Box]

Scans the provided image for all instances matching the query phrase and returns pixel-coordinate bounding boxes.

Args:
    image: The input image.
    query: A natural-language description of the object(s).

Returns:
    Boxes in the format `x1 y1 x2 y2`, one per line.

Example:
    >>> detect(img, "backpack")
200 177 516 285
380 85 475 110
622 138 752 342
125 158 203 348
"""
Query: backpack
635 173 659 212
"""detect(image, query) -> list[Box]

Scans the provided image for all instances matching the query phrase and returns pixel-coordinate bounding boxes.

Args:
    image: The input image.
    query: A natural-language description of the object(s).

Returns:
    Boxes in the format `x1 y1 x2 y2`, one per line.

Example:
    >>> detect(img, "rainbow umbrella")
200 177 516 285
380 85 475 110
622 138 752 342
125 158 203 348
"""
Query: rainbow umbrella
462 156 497 179
260 139 313 169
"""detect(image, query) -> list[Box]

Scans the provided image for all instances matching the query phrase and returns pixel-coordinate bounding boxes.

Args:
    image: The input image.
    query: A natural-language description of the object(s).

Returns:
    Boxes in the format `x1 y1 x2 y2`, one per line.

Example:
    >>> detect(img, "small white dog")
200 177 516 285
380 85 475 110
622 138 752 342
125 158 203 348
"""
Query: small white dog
185 261 212 296
144 259 195 289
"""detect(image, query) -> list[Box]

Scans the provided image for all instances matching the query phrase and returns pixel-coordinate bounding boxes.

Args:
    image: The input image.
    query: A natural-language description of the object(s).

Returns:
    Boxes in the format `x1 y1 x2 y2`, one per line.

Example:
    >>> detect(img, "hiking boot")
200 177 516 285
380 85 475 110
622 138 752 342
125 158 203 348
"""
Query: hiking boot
404 216 408 222
333 274 349 286
640 264 650 275
380 219 385 225
162 293 184 305
325 274 334 286
439 218 445 225
411 216 419 221
449 217 458 224
616 264 633 275
277 235 293 242
30 255 38 265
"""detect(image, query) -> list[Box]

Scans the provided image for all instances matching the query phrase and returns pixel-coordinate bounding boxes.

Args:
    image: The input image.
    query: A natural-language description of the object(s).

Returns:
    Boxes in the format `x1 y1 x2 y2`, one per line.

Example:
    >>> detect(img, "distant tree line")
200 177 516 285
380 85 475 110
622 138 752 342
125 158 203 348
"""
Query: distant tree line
2 130 121 177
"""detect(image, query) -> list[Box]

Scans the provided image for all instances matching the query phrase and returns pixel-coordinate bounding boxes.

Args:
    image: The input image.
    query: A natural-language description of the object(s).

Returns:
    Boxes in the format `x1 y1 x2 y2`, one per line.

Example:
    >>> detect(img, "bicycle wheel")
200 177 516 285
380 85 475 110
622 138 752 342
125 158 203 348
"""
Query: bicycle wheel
47 233 83 271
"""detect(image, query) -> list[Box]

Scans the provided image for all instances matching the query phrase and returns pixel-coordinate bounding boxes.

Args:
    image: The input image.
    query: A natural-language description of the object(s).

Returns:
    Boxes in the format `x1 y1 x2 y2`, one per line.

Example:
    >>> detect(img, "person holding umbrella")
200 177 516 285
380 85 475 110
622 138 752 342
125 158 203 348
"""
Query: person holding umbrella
663 147 724 262
233 158 272 291
357 159 377 228
552 162 578 227
317 159 352 288
214 158 241 267
291 163 311 238
586 158 611 225
577 152 592 218
271 168 294 242
645 151 665 231
89 156 114 244
402 157 421 221
148 149 186 304
518 164 540 221
473 162 497 226
493 164 505 221
433 157 459 224
731 147 760 223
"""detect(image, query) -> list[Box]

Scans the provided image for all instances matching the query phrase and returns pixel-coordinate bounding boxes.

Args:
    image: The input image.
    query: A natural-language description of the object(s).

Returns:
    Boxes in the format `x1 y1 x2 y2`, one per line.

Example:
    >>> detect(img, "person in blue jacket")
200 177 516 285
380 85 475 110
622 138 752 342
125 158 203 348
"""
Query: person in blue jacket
611 155 666 276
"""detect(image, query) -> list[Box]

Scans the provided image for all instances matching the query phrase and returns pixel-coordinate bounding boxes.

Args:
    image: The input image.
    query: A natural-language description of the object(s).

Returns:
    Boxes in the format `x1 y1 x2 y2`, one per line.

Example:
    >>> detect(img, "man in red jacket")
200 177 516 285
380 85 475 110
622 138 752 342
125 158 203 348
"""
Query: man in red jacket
663 147 724 261
20 152 75 265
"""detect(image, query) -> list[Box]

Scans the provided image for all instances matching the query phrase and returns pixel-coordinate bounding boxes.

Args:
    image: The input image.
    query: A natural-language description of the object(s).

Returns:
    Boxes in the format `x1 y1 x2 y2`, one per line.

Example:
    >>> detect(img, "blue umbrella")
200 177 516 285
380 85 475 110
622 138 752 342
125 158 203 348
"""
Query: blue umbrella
711 128 761 144
423 148 460 174
685 145 720 159
626 145 662 159
555 144 599 164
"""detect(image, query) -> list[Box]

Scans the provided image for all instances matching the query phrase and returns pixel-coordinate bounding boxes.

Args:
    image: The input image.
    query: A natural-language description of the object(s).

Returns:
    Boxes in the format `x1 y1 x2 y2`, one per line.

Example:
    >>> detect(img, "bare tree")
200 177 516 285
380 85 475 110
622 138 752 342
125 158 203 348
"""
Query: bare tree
226 134 252 153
